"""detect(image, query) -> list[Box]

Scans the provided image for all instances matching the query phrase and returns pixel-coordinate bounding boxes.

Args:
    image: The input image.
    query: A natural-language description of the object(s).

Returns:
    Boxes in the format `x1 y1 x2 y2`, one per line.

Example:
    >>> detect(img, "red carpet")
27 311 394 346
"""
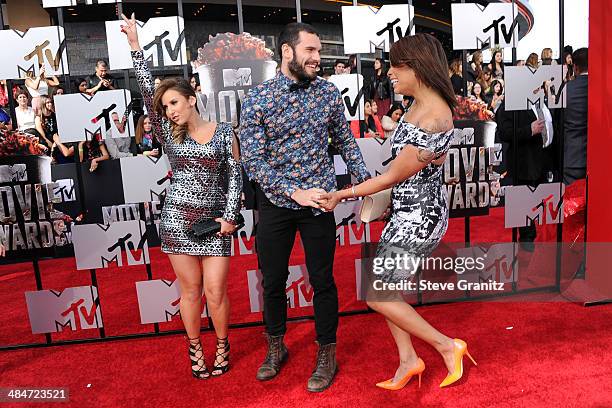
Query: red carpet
1 301 611 407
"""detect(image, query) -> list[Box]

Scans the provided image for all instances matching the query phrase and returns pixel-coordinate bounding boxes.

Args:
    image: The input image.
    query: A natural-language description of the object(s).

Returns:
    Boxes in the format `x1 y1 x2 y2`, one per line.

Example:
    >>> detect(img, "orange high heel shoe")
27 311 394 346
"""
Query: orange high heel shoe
376 358 425 390
439 339 477 388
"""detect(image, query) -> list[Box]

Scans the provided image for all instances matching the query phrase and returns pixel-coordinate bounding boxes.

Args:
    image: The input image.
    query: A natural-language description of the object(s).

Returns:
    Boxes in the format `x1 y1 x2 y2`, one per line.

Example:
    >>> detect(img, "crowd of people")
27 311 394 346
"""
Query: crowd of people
0 58 165 170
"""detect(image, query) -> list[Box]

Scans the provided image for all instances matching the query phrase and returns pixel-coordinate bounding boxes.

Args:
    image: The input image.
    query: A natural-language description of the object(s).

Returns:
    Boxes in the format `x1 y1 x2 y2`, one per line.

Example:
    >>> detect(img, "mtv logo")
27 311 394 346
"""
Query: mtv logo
0 26 69 80
106 16 186 70
505 183 565 228
230 209 256 256
120 155 171 204
457 243 518 285
334 200 370 246
54 90 135 143
223 68 252 87
342 5 415 54
356 137 393 177
135 279 207 324
25 286 102 334
504 65 567 111
451 3 519 50
453 128 475 146
72 220 150 270
53 179 76 202
42 0 120 8
329 74 365 121
0 164 28 183
247 265 313 313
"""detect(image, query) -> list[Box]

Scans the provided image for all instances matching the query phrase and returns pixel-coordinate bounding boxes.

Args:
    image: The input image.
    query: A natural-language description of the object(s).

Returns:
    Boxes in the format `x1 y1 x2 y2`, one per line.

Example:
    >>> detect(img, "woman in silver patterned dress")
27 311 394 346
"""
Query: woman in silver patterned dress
321 34 476 390
121 13 242 379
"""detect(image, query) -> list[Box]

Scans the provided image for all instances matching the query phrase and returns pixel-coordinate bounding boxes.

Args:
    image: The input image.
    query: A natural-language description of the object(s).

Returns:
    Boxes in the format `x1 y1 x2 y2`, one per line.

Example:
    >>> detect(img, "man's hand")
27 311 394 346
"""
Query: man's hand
291 188 327 209
531 119 545 136
319 191 342 212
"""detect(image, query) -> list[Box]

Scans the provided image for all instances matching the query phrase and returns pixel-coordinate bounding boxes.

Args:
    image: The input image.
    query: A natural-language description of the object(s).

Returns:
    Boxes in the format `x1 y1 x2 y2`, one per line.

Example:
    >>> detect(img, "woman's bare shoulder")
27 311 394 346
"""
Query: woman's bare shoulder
414 106 453 134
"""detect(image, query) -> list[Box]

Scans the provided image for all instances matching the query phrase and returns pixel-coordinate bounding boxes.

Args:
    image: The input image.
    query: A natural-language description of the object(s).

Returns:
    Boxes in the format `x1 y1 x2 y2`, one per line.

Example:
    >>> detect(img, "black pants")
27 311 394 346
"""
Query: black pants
255 186 338 345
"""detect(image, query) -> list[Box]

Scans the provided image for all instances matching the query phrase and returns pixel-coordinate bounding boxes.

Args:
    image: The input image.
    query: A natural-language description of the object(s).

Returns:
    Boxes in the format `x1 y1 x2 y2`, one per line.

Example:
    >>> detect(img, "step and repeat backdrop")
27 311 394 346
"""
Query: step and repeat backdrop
0 2 568 343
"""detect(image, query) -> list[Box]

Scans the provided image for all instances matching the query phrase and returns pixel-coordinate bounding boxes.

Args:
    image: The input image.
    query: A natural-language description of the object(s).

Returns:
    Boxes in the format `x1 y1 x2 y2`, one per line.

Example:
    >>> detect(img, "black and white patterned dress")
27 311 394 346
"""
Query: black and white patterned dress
131 50 242 256
376 118 455 283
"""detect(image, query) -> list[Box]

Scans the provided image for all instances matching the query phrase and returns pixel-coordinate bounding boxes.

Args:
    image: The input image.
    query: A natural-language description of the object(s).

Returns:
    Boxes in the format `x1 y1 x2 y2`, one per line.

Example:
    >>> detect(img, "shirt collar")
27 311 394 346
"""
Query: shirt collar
275 71 316 91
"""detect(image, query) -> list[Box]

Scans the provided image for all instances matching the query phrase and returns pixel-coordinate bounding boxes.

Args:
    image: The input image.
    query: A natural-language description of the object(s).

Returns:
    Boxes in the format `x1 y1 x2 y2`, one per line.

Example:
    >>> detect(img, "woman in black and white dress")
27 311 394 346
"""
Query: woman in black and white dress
321 34 476 391
120 13 242 380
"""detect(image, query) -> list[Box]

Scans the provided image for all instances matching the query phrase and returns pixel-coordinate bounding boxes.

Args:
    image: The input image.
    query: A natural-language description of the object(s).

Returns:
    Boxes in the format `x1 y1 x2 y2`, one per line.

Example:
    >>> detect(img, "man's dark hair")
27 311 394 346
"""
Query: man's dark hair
278 22 319 58
334 59 346 67
572 48 588 73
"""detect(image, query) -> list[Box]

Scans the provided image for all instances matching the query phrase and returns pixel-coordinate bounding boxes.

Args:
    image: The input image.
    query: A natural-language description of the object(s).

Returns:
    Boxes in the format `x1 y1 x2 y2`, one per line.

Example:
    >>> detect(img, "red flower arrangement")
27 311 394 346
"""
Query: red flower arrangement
0 128 48 156
453 96 495 122
193 32 274 68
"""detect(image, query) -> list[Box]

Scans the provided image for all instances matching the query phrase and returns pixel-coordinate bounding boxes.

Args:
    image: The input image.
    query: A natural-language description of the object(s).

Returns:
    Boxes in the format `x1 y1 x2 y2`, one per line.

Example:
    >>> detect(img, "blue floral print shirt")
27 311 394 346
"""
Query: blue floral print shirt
239 72 371 210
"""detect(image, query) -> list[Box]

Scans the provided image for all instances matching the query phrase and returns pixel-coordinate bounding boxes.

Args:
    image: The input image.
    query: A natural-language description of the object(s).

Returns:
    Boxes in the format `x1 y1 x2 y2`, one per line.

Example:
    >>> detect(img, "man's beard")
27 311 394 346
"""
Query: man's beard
288 58 318 82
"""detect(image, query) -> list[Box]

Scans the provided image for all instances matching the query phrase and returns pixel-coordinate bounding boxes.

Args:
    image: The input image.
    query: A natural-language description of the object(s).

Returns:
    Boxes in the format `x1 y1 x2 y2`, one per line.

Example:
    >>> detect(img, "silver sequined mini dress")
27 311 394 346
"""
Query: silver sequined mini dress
132 50 242 256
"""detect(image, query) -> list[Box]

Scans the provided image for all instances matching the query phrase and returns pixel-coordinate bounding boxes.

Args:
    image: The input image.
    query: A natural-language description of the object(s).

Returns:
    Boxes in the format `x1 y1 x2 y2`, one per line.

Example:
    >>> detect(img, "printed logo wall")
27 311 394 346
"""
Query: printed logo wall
329 74 365 121
194 33 277 124
25 286 102 334
451 3 519 50
443 123 502 218
504 65 567 111
0 26 68 79
106 16 186 70
135 279 207 324
341 5 415 54
54 90 135 143
505 183 565 228
0 157 72 257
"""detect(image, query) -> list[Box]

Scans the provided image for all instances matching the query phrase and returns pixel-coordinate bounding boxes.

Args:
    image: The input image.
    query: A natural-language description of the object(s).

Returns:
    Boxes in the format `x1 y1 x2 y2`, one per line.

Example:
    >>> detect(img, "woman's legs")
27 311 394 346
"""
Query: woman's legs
201 256 231 374
168 254 207 376
201 256 230 338
368 300 456 373
168 254 205 338
386 319 421 383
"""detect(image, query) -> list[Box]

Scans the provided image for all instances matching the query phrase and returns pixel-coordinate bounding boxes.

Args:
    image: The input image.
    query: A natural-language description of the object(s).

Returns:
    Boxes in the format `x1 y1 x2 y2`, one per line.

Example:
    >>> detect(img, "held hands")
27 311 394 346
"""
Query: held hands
531 119 545 136
291 188 328 210
319 191 342 212
215 218 237 237
120 13 140 50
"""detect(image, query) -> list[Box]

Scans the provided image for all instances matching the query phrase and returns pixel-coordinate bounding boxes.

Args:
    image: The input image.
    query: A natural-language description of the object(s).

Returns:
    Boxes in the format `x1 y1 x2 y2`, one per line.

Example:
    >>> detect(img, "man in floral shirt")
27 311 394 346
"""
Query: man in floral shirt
239 22 370 393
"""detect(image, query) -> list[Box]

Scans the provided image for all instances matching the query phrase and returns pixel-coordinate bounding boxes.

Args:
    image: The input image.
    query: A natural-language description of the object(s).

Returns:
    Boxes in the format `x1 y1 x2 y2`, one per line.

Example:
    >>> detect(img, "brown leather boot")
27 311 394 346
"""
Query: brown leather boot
306 342 338 392
256 333 288 381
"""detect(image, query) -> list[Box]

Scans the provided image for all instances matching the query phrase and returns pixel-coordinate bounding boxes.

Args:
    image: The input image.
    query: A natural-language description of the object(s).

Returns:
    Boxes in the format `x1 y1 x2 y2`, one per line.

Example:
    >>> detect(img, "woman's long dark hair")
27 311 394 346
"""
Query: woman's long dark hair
389 33 457 111
374 57 387 77
488 50 505 74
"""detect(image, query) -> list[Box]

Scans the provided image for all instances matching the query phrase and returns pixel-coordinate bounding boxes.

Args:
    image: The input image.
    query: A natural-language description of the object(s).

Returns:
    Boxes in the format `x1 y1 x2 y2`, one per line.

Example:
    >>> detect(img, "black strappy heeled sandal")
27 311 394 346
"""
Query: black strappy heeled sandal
211 337 230 377
186 336 210 379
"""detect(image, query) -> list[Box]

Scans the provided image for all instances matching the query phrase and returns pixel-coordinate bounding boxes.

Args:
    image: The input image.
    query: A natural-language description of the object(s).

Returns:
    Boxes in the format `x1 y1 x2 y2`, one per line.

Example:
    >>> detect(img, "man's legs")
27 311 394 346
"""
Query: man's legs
297 211 339 392
254 186 296 380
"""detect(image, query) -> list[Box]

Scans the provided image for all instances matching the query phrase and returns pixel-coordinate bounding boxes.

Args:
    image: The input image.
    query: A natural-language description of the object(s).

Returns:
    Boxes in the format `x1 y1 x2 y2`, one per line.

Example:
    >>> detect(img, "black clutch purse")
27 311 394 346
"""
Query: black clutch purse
192 213 245 238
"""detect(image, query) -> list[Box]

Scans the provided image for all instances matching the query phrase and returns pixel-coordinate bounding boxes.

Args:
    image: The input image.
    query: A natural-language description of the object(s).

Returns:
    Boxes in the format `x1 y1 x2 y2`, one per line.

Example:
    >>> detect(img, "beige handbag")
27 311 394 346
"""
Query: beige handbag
359 188 392 222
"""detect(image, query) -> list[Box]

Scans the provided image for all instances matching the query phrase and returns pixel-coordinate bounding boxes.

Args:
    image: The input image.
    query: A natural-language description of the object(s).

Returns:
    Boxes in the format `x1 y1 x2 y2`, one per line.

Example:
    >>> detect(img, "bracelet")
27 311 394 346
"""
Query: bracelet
351 185 356 199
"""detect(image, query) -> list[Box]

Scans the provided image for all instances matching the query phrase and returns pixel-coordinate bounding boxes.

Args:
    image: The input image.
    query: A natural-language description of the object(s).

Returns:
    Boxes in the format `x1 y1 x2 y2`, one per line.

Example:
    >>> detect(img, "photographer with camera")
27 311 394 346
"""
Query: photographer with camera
85 60 117 95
